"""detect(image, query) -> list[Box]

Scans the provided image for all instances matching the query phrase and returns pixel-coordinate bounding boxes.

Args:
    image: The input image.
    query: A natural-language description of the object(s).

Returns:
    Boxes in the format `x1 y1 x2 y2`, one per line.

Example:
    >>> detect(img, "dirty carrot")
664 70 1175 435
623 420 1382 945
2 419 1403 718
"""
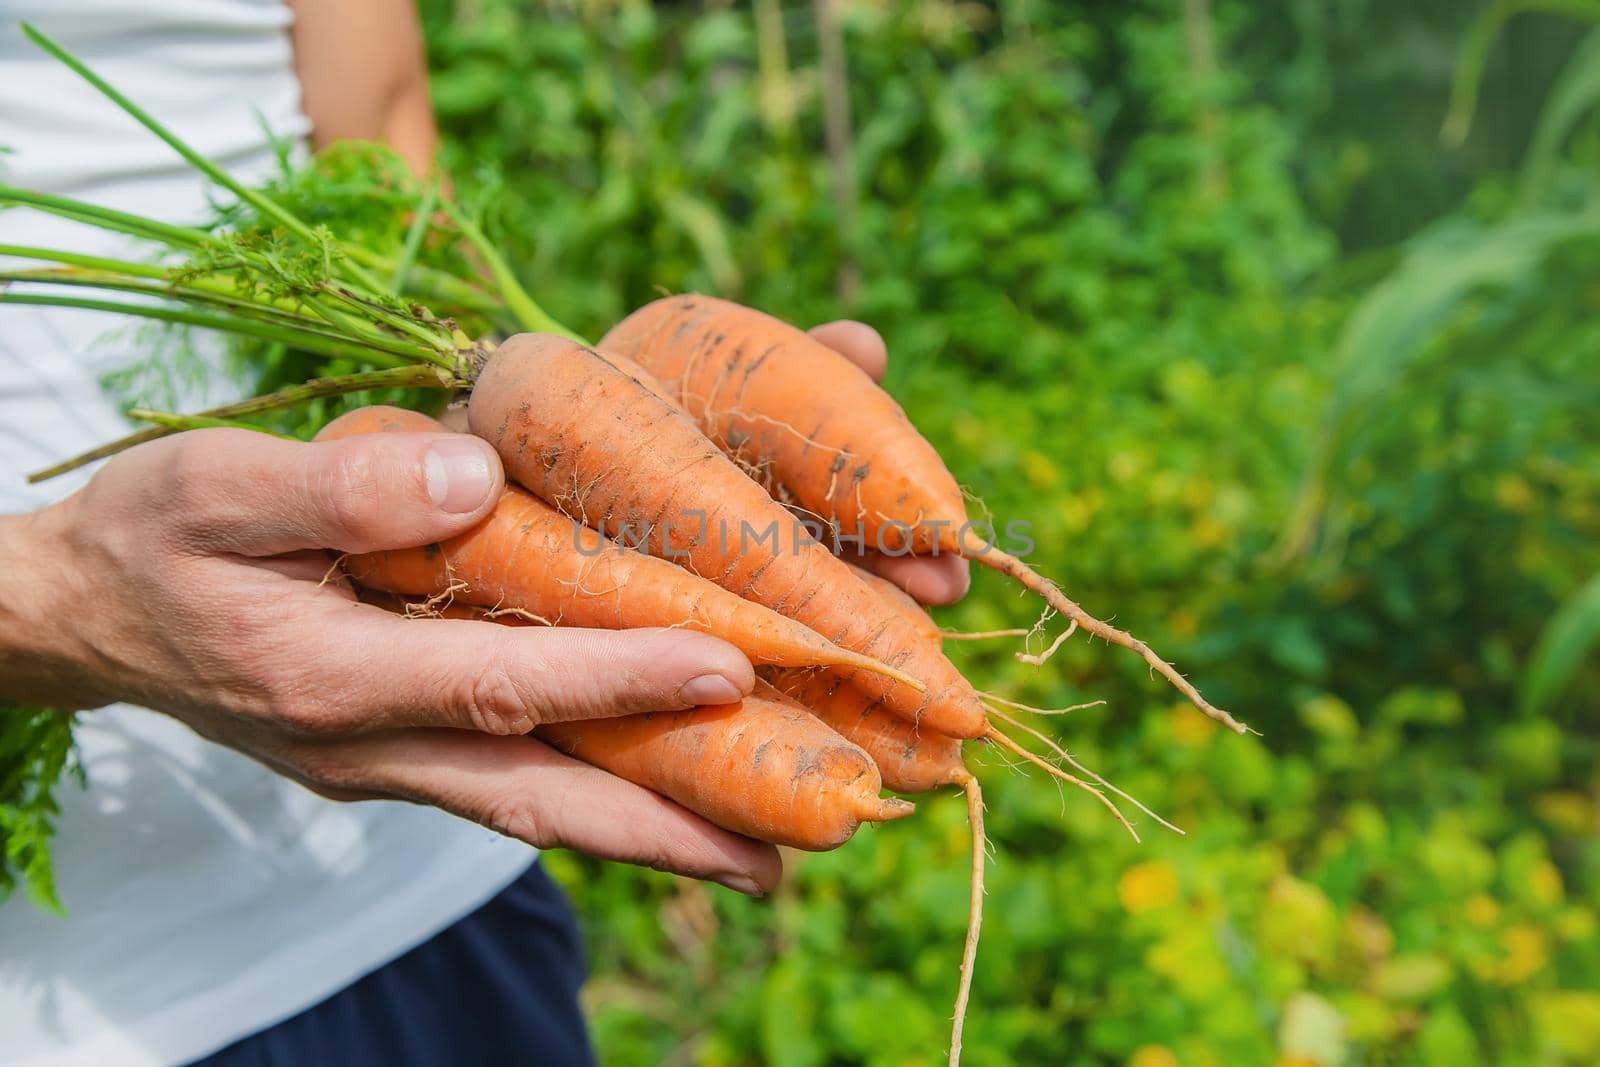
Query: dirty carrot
600 294 1248 733
538 693 913 851
467 332 989 739
317 406 922 687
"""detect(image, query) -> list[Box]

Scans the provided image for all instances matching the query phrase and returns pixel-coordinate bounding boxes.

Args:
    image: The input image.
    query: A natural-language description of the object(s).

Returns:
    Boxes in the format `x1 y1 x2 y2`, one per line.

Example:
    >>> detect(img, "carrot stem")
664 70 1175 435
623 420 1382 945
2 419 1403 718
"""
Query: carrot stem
0 269 424 363
28 364 463 482
438 198 585 343
388 181 441 293
0 291 409 367
0 244 169 279
0 184 207 249
20 22 388 293
127 410 298 438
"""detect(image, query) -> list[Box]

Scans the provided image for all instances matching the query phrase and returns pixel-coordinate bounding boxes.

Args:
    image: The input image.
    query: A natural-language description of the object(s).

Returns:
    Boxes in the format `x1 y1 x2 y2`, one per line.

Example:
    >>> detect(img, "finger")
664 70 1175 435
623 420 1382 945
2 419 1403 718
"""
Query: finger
809 319 887 382
297 728 784 895
291 608 756 735
857 550 970 606
142 427 504 556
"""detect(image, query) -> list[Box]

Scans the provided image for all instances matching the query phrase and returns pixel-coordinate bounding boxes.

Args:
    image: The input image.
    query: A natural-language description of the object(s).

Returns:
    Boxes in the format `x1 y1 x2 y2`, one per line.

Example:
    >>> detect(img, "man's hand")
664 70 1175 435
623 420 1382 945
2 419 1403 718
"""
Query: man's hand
808 319 971 606
0 428 779 896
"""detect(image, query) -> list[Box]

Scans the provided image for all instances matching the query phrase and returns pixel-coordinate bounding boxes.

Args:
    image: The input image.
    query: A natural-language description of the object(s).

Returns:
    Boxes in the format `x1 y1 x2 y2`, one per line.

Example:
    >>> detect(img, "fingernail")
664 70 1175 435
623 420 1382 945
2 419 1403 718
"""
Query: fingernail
716 873 766 897
677 673 744 706
425 438 494 513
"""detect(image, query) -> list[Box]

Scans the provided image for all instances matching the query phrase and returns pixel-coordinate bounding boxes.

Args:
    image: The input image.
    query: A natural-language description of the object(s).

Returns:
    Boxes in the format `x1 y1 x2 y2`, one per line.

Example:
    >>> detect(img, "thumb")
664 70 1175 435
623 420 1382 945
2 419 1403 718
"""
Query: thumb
160 427 504 556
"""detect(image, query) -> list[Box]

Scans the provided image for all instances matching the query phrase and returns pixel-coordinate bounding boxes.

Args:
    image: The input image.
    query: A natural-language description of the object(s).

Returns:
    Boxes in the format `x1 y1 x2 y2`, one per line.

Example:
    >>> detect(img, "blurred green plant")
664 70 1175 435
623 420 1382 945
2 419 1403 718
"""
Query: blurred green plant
413 1 1598 1064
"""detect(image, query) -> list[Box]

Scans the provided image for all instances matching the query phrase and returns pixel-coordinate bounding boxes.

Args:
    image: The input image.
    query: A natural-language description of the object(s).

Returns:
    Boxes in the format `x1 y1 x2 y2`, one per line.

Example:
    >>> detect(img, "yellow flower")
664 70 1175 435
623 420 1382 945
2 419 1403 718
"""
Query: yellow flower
1534 791 1594 834
1494 473 1535 511
1262 876 1336 966
1119 860 1180 914
1528 861 1565 908
1128 1046 1180 1067
1107 448 1146 485
1465 894 1501 928
1557 907 1596 943
1371 954 1451 1001
1343 907 1394 961
1022 450 1059 489
1188 513 1225 550
1170 703 1218 747
1532 991 1600 1059
1495 924 1549 985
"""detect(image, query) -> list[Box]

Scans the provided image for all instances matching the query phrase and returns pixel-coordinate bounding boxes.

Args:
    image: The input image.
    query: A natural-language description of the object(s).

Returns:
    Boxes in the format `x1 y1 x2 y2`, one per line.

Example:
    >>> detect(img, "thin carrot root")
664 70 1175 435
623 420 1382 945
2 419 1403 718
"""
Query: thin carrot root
974 547 1253 735
983 725 1140 842
400 578 471 618
948 773 985 1067
939 627 1032 642
1015 620 1077 666
984 705 1184 837
479 604 556 626
978 691 1107 716
833 653 928 693
320 554 351 590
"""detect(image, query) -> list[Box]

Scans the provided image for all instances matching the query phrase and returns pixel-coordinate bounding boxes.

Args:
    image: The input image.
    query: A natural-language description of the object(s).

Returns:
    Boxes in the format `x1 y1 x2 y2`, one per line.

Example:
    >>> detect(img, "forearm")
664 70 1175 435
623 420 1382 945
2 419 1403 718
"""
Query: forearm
289 0 440 176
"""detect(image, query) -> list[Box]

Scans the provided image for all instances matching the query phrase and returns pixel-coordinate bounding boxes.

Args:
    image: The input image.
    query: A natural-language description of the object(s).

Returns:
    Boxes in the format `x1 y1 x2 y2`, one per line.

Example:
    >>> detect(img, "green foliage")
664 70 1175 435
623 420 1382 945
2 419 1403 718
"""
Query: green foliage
419 1 1599 1064
0 707 79 912
4 3 1595 1063
1522 574 1600 715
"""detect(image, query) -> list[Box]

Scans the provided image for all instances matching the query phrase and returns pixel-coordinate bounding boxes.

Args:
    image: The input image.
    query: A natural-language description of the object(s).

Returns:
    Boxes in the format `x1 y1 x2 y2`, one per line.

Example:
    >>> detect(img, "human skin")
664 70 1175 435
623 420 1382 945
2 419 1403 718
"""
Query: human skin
0 0 966 892
0 325 962 894
283 0 971 604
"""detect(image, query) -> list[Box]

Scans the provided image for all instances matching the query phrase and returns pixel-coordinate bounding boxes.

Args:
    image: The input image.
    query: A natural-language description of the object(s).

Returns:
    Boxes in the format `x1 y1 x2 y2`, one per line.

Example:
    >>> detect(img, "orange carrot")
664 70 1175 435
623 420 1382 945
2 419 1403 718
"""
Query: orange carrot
538 694 913 851
756 677 983 1066
317 407 922 686
847 563 943 646
601 295 1247 734
362 577 913 850
466 334 989 739
762 669 965 795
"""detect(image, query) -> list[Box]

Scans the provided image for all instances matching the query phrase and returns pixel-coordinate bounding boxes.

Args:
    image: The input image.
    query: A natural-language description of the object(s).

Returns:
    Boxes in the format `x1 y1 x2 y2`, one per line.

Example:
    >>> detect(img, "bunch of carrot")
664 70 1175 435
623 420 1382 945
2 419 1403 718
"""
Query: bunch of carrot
3 24 1249 1064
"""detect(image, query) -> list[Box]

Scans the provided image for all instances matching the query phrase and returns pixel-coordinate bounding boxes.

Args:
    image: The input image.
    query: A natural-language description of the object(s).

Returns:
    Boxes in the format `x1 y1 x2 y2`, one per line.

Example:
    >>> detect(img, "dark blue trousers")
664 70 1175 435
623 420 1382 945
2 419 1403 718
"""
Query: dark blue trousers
188 861 594 1066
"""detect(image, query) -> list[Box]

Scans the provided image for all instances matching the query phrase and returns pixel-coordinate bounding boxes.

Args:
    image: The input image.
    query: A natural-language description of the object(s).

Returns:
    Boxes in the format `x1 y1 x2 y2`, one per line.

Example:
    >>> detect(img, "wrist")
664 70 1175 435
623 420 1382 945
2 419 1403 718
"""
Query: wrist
0 506 97 708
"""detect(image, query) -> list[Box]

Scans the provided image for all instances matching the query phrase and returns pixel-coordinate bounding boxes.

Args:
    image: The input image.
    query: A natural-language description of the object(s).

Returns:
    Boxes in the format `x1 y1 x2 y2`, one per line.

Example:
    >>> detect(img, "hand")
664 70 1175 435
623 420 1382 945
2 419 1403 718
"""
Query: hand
808 319 971 606
0 428 780 896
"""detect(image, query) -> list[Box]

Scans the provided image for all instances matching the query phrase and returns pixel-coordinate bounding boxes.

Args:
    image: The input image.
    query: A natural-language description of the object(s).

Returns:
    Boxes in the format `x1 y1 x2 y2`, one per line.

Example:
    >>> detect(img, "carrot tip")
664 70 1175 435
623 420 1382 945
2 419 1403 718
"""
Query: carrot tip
867 796 916 823
836 651 928 693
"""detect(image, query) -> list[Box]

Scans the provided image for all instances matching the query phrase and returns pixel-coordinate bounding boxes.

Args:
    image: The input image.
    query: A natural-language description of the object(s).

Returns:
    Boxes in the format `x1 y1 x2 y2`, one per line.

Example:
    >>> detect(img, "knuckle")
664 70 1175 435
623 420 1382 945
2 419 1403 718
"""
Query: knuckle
641 839 679 876
247 627 352 738
260 669 349 739
483 795 558 849
270 695 347 738
309 449 390 547
292 747 364 793
149 430 267 552
159 435 221 507
457 636 541 734
463 660 535 735
158 438 233 543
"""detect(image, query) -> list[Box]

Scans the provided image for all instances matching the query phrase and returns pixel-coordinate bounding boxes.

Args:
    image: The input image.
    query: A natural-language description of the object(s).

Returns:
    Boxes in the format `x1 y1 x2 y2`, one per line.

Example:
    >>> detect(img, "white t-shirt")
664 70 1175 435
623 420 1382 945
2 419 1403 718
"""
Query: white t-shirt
0 5 535 1064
